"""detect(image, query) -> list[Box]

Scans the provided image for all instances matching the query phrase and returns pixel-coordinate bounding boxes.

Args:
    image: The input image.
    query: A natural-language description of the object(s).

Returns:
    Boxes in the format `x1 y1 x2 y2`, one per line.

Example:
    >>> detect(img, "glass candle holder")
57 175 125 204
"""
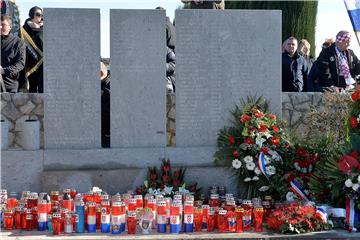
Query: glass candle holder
207 209 215 232
235 207 244 233
127 211 137 234
227 210 236 232
4 209 14 230
217 209 227 233
193 207 203 232
254 207 264 232
14 206 22 229
52 213 62 235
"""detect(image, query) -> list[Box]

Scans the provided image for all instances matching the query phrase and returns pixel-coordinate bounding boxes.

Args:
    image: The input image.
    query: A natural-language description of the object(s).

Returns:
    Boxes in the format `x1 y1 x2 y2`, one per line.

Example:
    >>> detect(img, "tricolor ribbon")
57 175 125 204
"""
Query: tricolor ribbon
289 179 310 202
316 207 328 223
258 152 269 180
346 197 359 231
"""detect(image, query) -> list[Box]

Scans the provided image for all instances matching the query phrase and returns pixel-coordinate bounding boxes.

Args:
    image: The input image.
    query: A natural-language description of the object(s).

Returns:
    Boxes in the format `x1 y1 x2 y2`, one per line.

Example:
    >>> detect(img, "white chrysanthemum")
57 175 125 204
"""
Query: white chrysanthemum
345 179 353 188
269 150 282 161
259 186 269 192
232 159 242 169
244 156 253 163
286 192 296 202
352 183 360 192
252 176 259 181
266 165 276 176
244 177 252 182
357 175 360 183
246 162 256 171
254 167 261 175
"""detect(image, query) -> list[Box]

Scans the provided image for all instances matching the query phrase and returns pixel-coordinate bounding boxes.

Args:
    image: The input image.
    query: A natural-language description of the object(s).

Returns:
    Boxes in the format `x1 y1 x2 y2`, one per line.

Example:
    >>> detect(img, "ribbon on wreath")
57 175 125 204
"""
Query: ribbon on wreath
258 152 269 180
289 179 310 202
346 197 359 232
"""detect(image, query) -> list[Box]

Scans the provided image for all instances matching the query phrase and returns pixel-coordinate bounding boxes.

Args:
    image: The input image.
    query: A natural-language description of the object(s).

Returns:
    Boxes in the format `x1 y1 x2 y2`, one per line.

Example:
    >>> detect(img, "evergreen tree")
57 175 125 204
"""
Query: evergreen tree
225 1 318 56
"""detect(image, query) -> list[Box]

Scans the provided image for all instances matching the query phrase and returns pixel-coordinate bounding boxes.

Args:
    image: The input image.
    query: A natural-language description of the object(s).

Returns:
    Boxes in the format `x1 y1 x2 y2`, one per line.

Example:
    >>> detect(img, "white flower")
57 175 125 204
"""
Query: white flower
252 176 259 181
246 162 256 171
254 167 261 175
163 186 173 195
264 132 272 139
269 150 282 161
232 159 242 169
352 183 360 192
345 179 353 188
357 175 360 183
259 186 269 192
286 192 296 202
244 156 253 163
178 186 190 195
244 177 252 182
266 165 276 176
144 180 148 188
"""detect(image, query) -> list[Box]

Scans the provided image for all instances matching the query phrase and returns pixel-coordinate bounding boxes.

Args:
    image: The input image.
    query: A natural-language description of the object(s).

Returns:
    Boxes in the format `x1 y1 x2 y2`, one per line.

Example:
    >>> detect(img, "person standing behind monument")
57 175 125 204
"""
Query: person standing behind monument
282 37 308 92
297 39 314 91
181 0 225 9
100 62 110 148
317 30 360 91
22 6 43 93
1 14 26 93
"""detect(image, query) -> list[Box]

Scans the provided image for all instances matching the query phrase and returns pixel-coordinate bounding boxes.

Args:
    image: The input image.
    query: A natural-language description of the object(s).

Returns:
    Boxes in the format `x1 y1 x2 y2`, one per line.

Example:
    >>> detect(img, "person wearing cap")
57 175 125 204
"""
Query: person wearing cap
317 30 360 91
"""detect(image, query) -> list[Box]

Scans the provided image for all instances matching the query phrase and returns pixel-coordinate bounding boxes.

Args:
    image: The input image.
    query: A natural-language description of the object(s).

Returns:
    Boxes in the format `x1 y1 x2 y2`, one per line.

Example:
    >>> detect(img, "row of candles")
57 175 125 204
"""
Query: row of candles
0 189 272 235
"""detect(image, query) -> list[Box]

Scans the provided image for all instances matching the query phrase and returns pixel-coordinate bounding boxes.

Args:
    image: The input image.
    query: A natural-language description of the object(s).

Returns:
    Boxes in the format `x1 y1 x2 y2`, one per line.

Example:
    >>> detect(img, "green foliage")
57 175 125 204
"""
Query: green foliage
225 1 318 56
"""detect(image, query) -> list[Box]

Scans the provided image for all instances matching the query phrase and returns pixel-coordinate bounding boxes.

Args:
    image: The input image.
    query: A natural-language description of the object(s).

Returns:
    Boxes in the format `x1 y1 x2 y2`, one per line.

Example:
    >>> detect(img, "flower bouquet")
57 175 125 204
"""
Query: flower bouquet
214 96 291 198
267 202 331 234
135 158 201 198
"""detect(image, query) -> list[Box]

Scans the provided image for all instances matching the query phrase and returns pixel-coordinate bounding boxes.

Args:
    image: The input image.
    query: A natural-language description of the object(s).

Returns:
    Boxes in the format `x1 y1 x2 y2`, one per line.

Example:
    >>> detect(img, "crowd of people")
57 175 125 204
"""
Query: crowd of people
282 31 360 92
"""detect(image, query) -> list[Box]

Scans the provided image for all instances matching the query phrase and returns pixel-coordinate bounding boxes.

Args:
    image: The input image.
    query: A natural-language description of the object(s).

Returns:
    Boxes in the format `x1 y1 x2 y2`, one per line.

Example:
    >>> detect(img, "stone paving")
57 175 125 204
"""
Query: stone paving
1 230 360 239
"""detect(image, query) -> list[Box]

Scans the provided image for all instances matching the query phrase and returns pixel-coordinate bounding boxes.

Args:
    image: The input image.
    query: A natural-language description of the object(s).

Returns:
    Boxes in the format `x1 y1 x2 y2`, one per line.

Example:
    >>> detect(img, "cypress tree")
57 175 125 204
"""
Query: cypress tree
225 1 318 56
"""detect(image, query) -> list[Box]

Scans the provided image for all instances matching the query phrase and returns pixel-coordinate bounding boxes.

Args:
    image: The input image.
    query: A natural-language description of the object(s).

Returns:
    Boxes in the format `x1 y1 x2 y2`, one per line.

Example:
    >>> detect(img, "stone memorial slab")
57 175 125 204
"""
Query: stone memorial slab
110 10 166 147
175 10 282 147
44 8 101 149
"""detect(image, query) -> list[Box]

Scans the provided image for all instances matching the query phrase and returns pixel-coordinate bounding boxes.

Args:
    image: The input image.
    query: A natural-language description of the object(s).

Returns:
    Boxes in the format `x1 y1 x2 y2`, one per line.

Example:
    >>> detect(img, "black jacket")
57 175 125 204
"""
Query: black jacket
317 44 360 88
166 17 175 49
1 34 26 92
282 51 308 92
101 76 110 136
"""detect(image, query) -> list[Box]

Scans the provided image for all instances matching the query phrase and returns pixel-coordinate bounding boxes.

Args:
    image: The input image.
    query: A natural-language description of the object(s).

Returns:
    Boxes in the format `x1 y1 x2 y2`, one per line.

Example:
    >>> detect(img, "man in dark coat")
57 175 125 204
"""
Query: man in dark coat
1 15 25 92
282 37 308 92
100 62 110 148
317 30 360 91
181 0 224 9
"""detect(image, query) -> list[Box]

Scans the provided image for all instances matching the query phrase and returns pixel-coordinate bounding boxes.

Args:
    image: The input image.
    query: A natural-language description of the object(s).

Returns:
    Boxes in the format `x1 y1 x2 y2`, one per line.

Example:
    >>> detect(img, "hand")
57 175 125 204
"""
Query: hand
0 66 4 75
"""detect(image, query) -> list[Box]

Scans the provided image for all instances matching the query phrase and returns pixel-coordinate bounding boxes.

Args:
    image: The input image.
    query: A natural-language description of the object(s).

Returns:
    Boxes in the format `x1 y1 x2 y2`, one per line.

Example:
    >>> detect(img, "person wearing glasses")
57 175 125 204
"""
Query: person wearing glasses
1 15 26 93
22 6 43 93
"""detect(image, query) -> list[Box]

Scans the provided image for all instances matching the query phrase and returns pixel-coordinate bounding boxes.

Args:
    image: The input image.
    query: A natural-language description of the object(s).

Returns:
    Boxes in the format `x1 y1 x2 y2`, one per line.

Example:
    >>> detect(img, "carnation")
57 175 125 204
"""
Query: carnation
246 162 256 171
232 159 242 169
244 155 253 163
345 179 353 188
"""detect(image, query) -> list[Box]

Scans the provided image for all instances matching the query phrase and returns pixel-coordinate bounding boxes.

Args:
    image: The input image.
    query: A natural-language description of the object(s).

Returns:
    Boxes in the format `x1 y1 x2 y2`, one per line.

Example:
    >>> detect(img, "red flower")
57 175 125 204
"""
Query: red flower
150 174 157 181
240 114 251 123
351 90 360 101
261 146 269 155
254 112 264 118
135 187 142 195
172 179 180 187
338 154 359 174
258 124 268 132
173 170 180 179
350 116 358 129
162 174 169 183
296 147 308 157
229 135 235 145
268 114 277 120
289 218 298 225
272 125 279 133
163 164 170 172
271 137 280 146
233 149 240 158
244 137 254 145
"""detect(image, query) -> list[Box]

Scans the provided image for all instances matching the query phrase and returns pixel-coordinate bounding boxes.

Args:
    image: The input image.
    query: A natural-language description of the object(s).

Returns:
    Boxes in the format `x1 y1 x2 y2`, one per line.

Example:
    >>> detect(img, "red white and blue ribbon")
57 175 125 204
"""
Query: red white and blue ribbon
346 197 358 231
258 152 269 179
316 207 328 223
290 179 310 202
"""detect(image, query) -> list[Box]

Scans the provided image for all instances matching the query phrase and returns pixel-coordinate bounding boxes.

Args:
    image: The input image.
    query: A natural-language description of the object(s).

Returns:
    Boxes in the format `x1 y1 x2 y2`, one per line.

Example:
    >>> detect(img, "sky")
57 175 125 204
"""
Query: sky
13 0 360 58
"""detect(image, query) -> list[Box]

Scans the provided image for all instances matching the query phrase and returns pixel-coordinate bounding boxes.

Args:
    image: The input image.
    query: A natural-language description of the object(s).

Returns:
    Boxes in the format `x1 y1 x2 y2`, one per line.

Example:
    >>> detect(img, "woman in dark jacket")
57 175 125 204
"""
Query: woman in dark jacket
23 6 43 92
